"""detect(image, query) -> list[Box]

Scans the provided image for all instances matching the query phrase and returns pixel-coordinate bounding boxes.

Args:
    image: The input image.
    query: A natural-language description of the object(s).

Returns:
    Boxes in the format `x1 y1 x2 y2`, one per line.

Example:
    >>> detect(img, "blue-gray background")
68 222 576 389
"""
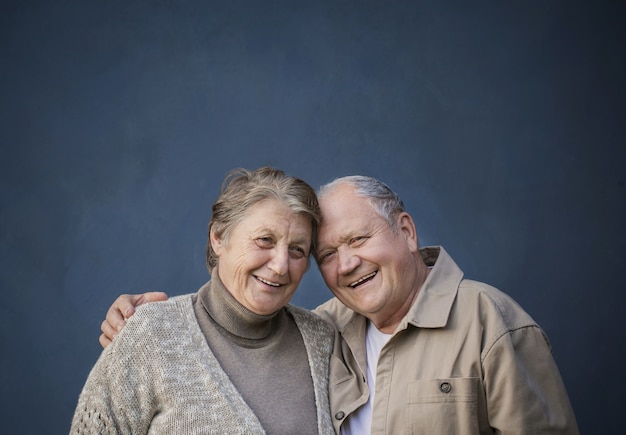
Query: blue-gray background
1 1 624 433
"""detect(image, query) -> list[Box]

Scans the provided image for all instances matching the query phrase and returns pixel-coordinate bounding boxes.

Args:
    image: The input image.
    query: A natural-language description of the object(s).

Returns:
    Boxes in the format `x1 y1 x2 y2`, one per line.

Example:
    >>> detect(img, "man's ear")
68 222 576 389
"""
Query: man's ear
209 228 224 256
397 212 419 253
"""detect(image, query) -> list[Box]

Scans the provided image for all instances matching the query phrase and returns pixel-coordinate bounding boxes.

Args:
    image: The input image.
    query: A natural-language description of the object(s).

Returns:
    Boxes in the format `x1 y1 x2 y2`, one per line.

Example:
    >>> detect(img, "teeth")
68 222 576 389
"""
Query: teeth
350 272 377 288
257 277 280 287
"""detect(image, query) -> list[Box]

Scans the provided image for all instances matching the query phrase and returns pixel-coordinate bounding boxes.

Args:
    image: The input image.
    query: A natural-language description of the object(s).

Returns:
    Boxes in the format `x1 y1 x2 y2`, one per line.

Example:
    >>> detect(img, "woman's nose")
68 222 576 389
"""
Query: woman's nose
267 246 289 276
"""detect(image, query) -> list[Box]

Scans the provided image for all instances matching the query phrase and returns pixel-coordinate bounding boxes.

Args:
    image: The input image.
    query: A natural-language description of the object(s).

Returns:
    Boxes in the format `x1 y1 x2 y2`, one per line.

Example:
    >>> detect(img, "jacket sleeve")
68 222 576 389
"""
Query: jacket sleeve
482 325 579 434
70 315 159 434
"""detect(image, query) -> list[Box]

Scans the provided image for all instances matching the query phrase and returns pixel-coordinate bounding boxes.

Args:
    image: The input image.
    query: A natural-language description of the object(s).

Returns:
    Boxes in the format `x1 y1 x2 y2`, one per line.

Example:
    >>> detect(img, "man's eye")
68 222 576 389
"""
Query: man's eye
318 251 334 264
350 236 367 245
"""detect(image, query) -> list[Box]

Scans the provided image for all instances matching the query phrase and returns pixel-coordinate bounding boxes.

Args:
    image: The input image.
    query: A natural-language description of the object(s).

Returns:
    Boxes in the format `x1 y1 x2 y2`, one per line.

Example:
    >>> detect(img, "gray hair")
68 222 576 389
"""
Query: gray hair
206 167 321 273
318 175 405 231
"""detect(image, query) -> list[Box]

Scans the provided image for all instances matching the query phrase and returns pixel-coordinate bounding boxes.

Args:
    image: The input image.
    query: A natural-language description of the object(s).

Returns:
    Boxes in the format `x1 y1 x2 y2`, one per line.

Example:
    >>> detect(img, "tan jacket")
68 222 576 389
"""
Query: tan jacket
315 246 579 435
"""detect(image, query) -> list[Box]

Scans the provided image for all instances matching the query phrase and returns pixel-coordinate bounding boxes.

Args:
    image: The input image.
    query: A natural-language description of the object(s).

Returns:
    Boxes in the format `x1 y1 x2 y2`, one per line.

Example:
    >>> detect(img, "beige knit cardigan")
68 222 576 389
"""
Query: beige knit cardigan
70 294 335 434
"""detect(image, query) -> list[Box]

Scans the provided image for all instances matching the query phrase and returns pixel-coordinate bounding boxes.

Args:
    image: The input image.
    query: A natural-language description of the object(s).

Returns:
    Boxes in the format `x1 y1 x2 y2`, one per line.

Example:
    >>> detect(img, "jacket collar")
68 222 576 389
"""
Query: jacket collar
332 246 464 333
401 246 464 329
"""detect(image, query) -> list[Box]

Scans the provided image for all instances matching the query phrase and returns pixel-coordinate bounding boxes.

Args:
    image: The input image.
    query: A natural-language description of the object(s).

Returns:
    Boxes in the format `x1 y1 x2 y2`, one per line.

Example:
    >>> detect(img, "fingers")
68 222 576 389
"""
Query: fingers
100 301 126 348
106 295 132 332
99 333 112 349
100 316 119 348
136 291 169 305
107 292 168 324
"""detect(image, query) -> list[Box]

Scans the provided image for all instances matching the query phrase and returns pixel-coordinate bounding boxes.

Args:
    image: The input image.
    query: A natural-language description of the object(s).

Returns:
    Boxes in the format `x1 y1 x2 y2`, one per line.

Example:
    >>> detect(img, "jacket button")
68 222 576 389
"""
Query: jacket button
335 411 345 420
439 382 452 393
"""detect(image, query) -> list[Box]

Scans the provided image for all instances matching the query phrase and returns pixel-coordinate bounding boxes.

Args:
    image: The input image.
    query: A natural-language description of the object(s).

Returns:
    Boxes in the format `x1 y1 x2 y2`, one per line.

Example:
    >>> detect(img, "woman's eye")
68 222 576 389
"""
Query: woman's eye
290 246 307 258
256 237 273 247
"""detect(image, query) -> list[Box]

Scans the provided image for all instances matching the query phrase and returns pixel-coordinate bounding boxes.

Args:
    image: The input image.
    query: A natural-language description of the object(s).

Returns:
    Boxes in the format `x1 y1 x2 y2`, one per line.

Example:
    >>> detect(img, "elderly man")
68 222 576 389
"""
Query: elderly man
100 175 579 434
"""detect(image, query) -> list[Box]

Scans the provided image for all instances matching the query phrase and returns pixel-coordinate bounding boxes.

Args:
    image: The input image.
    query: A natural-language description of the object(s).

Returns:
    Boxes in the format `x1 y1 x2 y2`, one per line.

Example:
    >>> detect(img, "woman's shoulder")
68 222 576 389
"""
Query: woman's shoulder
285 304 334 335
134 293 194 317
95 293 201 390
284 303 318 321
114 294 196 344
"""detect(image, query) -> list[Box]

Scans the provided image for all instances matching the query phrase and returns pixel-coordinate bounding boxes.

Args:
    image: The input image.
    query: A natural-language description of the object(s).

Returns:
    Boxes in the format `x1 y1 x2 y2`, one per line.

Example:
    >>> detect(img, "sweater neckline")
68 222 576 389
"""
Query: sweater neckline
198 271 286 342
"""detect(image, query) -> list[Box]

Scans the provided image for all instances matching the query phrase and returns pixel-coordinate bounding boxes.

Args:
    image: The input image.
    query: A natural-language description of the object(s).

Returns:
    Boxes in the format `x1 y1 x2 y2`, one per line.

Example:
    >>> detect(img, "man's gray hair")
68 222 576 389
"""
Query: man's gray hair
318 175 405 231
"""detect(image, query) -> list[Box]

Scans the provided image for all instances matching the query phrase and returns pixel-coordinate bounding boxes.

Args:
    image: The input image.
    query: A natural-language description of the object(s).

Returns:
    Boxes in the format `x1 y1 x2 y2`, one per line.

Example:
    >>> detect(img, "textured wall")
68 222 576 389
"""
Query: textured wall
1 1 624 433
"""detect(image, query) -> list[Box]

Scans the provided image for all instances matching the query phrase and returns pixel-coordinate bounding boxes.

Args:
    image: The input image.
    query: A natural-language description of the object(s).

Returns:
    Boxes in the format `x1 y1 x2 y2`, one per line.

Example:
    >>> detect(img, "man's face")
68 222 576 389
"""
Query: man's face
315 184 420 330
211 199 312 315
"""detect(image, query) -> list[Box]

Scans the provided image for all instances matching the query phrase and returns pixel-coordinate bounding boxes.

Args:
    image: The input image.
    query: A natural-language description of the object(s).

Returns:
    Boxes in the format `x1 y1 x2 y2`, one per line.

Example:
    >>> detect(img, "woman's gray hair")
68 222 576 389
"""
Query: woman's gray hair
206 167 321 273
318 175 405 231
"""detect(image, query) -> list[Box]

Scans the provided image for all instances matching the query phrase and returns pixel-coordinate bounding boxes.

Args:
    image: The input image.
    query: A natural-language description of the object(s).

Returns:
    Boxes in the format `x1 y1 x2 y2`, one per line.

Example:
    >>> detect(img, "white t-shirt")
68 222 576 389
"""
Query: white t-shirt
341 321 392 435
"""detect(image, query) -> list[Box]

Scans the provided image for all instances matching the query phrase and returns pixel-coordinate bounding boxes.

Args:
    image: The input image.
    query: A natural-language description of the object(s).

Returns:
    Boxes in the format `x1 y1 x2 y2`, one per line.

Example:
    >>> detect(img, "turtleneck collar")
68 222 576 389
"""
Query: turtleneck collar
197 269 287 344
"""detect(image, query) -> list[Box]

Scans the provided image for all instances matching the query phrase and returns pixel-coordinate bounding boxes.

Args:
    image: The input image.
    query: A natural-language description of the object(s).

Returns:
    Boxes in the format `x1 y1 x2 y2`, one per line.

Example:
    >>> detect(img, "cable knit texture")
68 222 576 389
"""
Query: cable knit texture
70 292 335 434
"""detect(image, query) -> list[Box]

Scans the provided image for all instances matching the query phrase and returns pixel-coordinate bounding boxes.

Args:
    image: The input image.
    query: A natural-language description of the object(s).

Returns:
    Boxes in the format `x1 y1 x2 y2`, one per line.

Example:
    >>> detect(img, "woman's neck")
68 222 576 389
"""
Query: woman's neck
199 273 285 344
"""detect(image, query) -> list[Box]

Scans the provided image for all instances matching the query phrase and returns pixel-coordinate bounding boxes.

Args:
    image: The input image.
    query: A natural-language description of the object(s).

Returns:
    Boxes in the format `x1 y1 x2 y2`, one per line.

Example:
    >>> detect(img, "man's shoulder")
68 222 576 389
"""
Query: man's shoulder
313 296 346 316
456 279 537 328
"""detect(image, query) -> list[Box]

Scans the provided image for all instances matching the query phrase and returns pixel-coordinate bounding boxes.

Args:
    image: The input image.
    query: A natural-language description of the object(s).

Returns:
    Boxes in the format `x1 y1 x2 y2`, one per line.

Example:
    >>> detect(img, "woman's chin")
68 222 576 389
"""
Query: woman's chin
248 295 292 315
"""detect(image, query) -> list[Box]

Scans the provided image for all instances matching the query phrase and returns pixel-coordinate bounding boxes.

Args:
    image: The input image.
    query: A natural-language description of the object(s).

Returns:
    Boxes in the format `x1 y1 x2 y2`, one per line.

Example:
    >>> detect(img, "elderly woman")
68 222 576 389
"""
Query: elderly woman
71 167 335 434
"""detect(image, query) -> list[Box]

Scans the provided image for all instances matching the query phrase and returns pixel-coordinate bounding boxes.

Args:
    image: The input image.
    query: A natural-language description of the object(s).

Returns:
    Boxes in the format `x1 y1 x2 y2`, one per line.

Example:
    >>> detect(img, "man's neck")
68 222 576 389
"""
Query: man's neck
369 264 430 334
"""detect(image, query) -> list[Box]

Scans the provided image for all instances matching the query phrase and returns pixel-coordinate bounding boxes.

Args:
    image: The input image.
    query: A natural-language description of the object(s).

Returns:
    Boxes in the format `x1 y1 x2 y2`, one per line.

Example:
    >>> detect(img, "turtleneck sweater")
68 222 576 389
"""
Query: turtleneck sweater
192 277 318 434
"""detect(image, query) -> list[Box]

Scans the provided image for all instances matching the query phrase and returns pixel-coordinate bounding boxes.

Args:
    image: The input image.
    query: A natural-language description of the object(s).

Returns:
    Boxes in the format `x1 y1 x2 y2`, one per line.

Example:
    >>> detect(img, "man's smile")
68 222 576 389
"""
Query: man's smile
349 271 377 288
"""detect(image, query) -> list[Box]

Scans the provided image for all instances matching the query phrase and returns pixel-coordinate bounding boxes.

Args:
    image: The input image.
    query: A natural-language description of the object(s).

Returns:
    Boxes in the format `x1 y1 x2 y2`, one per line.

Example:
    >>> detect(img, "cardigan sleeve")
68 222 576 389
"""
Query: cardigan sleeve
70 311 160 434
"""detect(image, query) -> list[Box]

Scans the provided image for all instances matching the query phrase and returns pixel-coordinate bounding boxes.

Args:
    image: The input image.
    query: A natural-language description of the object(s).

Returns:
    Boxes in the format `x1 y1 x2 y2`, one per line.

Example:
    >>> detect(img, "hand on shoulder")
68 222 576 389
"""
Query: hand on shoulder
99 292 169 348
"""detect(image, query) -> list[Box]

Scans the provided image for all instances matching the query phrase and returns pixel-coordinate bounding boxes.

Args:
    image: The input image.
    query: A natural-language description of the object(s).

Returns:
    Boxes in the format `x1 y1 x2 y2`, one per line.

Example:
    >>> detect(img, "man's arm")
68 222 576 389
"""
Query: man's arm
99 292 168 348
484 325 579 433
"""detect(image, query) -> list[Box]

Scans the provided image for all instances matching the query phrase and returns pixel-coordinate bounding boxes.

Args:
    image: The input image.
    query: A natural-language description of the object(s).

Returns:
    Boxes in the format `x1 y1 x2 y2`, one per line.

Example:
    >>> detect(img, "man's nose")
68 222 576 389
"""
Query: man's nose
337 249 360 275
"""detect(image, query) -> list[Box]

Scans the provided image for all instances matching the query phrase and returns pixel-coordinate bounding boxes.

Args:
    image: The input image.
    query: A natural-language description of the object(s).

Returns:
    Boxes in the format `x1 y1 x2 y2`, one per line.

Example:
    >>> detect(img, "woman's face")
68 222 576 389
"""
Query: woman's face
210 199 312 315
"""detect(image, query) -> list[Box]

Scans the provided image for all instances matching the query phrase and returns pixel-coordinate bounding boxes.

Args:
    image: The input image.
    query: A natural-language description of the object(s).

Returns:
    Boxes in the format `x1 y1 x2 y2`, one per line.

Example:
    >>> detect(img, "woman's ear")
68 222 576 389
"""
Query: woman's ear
397 212 419 253
209 228 224 256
